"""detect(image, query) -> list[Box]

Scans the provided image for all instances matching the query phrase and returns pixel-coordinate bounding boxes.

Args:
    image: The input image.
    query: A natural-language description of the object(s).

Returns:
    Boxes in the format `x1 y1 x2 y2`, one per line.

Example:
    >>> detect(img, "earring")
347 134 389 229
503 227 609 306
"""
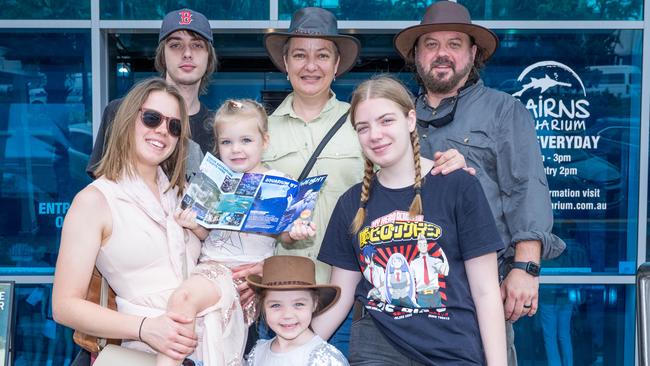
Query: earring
286 74 289 81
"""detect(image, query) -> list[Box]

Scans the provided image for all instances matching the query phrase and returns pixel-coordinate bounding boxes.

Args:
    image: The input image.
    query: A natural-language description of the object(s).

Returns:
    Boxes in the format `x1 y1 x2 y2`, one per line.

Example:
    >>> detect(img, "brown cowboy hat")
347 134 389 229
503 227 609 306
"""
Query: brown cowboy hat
264 7 360 77
393 1 499 63
246 256 341 315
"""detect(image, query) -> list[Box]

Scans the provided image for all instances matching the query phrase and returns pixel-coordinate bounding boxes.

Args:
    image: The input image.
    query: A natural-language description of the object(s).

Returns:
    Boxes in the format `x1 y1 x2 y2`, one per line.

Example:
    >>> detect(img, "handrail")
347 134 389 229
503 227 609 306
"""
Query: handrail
638 262 650 366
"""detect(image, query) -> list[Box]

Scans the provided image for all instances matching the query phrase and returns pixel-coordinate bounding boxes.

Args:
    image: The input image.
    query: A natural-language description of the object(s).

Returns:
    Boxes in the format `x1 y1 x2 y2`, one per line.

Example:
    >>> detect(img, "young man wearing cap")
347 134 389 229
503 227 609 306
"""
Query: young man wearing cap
393 1 566 365
86 8 216 179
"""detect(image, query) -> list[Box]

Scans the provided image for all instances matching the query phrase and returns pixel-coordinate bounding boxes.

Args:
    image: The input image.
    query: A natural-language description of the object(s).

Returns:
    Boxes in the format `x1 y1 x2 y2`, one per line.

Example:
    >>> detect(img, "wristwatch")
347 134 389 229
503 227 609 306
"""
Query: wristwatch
511 261 541 277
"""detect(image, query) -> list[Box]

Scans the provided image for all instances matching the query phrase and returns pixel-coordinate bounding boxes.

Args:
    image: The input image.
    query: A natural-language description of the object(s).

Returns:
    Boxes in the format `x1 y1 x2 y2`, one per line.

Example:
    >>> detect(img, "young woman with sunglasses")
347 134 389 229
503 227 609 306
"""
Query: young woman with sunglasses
52 78 227 364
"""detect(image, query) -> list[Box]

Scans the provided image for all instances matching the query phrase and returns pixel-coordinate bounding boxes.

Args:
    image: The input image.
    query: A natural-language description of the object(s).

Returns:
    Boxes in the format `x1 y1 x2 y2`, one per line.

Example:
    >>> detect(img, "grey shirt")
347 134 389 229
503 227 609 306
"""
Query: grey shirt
416 79 565 275
185 139 204 181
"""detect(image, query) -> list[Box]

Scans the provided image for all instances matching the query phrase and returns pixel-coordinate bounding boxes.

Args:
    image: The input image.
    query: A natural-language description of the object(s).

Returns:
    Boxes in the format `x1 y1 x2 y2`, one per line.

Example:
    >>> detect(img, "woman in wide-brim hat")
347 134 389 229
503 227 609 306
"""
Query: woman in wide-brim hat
264 7 360 77
261 7 365 293
258 9 364 359
245 256 347 365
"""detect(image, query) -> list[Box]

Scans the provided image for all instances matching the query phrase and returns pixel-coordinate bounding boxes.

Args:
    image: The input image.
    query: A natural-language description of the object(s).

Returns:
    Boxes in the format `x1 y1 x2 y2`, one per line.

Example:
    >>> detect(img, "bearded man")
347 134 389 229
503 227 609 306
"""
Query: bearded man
394 1 566 364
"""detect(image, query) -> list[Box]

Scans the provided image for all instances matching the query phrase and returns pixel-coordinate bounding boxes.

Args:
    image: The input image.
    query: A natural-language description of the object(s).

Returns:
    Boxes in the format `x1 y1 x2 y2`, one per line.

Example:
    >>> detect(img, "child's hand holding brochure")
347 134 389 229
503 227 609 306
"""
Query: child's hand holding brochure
181 153 327 234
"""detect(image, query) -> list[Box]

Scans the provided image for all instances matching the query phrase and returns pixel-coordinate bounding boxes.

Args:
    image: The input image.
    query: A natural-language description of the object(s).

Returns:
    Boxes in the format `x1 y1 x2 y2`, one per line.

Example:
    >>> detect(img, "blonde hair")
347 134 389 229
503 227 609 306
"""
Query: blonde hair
212 99 269 156
349 76 423 233
93 77 189 195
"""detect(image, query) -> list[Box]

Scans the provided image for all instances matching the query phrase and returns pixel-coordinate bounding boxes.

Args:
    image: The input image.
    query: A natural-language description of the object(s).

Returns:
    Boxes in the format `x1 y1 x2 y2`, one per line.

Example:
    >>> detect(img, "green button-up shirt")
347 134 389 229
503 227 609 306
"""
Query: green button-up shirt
263 92 364 284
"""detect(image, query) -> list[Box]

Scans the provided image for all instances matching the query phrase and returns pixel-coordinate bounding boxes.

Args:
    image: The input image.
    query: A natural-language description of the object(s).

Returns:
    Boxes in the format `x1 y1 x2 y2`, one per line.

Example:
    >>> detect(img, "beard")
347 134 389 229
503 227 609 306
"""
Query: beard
416 55 473 95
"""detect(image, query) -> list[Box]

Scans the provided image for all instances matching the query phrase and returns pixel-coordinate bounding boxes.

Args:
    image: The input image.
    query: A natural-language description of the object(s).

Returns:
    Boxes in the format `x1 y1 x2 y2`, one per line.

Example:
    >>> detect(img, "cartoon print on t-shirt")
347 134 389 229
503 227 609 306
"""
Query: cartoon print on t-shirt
385 253 418 308
358 210 449 319
361 246 387 301
411 233 449 309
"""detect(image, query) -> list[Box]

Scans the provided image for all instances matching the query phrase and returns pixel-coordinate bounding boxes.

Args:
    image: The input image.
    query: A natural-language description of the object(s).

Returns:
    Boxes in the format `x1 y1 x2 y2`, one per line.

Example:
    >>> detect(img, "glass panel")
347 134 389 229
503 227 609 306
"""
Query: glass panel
107 33 274 99
279 0 429 20
106 33 403 101
0 0 89 20
460 0 643 20
101 1 269 20
0 30 92 274
482 30 642 275
106 30 642 275
279 0 642 20
514 284 635 365
14 284 79 366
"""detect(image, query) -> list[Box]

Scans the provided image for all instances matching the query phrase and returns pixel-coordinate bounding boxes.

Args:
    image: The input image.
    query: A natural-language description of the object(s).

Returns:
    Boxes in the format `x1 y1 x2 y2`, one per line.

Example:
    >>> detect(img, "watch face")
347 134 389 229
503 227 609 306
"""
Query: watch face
527 262 541 276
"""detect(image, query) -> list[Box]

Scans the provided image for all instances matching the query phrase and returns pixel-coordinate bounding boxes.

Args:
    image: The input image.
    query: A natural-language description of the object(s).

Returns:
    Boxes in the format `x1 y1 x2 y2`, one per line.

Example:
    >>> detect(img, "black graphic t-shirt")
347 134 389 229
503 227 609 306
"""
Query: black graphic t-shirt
319 170 503 365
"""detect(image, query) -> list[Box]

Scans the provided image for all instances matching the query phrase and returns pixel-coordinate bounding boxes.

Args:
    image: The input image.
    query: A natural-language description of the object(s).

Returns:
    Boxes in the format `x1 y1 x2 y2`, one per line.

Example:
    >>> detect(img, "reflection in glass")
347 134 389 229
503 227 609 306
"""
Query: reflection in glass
515 284 634 365
460 0 642 20
0 31 92 273
458 0 643 20
279 0 428 20
101 1 268 20
14 284 78 366
104 29 642 275
0 0 89 19
280 0 642 20
106 32 408 102
484 30 642 274
539 286 576 365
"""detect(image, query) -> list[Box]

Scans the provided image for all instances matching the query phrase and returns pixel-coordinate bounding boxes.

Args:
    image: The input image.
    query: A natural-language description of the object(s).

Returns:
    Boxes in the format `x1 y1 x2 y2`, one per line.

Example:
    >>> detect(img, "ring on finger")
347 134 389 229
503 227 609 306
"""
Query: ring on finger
523 303 532 309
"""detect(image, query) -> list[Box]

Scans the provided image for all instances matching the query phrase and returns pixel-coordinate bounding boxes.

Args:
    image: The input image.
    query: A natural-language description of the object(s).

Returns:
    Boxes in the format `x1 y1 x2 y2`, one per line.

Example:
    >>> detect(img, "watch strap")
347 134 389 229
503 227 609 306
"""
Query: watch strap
511 261 540 276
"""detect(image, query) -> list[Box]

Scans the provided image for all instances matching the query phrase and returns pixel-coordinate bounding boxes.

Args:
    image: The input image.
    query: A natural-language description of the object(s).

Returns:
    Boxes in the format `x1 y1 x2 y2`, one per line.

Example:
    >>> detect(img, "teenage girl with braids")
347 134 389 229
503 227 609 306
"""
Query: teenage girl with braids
312 76 507 366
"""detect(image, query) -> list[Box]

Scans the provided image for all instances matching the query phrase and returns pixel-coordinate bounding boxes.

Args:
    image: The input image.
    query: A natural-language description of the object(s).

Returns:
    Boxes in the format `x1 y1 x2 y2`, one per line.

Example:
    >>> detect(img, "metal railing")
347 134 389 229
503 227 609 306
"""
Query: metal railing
638 262 650 366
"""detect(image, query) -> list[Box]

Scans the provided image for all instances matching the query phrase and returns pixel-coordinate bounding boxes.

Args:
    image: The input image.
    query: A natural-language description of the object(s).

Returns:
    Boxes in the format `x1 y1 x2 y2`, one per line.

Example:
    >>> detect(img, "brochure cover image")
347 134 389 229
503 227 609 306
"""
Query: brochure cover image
181 153 327 234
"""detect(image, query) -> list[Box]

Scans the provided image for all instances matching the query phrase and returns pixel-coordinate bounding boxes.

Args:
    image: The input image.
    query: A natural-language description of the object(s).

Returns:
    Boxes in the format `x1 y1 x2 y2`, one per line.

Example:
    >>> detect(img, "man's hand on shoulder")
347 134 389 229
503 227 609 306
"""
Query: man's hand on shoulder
430 149 476 176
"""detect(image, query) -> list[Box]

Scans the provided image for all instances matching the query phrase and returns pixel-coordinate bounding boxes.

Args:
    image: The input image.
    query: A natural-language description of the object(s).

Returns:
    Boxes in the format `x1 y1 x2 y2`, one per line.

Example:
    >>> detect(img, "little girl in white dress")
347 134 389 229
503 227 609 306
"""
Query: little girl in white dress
246 256 348 366
160 100 316 366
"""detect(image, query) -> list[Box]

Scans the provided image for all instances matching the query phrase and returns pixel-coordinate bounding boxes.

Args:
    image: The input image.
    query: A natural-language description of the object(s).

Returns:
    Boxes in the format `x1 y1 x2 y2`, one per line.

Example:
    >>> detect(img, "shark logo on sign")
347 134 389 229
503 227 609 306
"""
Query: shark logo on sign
513 61 587 98
511 61 598 150
513 61 590 123
513 74 572 97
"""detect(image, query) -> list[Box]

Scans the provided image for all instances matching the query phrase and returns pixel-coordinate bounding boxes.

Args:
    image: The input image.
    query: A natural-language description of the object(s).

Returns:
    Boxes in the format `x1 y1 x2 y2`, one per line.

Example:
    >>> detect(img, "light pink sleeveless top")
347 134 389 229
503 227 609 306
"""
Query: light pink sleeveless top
91 177 201 311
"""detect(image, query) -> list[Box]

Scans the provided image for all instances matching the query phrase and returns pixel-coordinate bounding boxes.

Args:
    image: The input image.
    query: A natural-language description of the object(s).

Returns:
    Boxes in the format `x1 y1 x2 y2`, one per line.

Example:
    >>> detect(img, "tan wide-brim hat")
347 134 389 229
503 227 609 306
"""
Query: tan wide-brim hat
264 7 360 77
394 0 499 63
247 255 341 316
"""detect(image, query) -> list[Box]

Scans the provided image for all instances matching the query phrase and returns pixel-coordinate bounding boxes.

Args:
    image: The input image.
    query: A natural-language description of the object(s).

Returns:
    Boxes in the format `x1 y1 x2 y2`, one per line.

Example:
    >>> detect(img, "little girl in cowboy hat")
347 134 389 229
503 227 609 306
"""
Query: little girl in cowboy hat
246 256 348 366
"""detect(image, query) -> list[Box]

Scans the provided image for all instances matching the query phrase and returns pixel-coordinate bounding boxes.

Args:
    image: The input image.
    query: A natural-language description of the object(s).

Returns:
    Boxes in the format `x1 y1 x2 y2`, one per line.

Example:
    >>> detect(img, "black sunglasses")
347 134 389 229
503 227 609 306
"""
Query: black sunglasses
417 96 458 129
139 108 182 137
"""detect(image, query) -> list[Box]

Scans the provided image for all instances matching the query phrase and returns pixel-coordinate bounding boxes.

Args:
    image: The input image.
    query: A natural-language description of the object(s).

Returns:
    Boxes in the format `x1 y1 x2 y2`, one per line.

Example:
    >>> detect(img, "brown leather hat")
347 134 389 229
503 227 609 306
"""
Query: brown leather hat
246 255 341 315
264 7 360 77
394 1 499 63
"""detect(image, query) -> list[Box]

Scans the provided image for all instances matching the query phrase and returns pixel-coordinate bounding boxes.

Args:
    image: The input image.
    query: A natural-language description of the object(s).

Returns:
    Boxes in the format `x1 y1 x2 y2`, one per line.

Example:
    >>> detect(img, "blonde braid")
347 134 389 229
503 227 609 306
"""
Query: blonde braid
408 130 423 218
351 158 375 233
